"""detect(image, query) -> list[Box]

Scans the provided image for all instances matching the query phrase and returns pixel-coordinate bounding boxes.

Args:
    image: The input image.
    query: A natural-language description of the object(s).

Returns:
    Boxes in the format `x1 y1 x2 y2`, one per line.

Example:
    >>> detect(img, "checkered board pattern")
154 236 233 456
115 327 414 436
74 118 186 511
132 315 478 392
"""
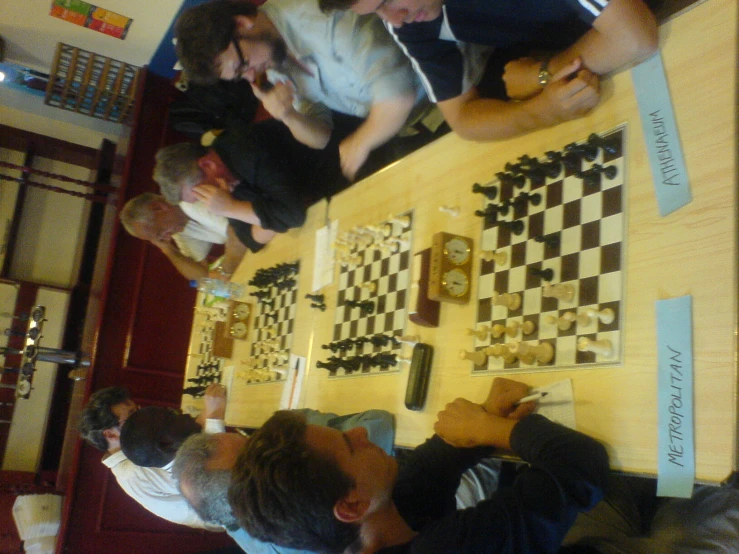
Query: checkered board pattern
183 301 227 397
326 212 414 378
246 265 299 384
473 127 626 373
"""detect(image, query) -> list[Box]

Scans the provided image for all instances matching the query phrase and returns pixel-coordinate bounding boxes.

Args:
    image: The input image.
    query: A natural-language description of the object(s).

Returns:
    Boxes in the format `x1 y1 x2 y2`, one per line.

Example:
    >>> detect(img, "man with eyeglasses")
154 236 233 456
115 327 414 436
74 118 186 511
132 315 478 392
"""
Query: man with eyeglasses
175 0 429 181
78 384 228 529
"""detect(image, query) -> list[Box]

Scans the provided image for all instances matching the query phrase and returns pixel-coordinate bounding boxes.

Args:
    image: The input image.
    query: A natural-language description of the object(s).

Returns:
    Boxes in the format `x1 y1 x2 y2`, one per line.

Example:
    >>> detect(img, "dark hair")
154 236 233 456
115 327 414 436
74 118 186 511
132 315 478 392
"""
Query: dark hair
318 0 358 13
228 411 359 552
175 0 258 85
172 433 240 529
78 387 131 451
120 406 201 467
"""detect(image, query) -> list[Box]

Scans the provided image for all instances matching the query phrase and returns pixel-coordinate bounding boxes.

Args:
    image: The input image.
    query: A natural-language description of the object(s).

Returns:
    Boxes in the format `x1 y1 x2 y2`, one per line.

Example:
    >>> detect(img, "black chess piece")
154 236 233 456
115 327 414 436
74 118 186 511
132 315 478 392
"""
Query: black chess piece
474 204 500 221
305 293 325 303
587 133 619 155
317 360 340 371
513 191 542 208
591 163 618 179
183 385 206 398
310 302 327 311
499 220 525 236
471 182 498 200
496 171 526 189
528 267 555 281
533 234 560 249
260 299 275 308
564 142 598 162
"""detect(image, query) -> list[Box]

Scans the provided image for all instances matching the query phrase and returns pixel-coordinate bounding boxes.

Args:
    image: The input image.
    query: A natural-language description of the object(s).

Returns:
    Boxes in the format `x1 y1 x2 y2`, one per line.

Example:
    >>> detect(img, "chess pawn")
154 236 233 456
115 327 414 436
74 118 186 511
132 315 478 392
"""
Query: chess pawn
545 314 573 331
360 281 377 293
483 343 517 364
520 320 537 335
439 205 460 217
509 341 554 364
577 337 614 357
492 292 522 311
584 307 615 325
459 349 488 366
465 326 491 340
542 283 575 302
480 250 508 265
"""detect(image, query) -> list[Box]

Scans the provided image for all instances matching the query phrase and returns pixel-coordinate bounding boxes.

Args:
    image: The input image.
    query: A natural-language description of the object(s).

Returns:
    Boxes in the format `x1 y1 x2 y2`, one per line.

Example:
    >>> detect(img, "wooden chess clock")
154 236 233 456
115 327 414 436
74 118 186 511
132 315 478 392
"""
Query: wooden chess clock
428 232 474 304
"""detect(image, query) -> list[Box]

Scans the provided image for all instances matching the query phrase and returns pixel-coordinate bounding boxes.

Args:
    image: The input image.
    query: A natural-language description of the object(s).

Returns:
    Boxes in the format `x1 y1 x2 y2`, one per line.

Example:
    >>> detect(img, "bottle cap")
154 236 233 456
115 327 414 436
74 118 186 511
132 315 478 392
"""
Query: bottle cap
189 280 198 288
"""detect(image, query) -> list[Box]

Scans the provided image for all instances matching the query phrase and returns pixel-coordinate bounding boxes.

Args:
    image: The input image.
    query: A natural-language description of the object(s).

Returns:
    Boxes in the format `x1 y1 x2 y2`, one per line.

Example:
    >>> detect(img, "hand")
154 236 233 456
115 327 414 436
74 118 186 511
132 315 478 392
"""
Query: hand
251 80 295 121
503 56 542 100
536 58 600 125
339 133 371 181
203 383 227 420
150 236 177 255
434 398 501 447
192 182 235 217
482 377 538 420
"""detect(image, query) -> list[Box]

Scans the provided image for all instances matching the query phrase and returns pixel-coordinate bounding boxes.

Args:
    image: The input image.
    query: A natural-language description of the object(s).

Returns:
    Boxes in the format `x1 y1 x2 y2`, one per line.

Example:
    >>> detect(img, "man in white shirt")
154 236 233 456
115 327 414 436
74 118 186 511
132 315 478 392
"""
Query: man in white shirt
78 384 228 529
119 192 247 281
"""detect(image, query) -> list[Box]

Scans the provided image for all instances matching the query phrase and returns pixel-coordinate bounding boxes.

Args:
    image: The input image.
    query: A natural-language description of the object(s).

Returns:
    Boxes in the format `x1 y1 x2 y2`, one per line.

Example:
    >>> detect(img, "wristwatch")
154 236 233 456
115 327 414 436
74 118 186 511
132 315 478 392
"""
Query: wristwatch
538 59 552 86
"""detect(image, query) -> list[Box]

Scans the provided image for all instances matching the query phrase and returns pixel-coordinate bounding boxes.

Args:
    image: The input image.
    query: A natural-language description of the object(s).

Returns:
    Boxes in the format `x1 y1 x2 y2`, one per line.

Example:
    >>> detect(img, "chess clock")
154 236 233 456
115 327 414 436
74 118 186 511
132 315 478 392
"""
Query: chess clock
428 232 474 304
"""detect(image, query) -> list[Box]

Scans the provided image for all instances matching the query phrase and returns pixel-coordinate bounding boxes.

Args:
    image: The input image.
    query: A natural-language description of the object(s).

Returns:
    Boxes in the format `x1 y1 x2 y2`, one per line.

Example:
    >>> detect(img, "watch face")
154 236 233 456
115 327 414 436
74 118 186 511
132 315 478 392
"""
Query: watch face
233 303 250 320
230 321 248 338
444 237 471 265
442 268 470 297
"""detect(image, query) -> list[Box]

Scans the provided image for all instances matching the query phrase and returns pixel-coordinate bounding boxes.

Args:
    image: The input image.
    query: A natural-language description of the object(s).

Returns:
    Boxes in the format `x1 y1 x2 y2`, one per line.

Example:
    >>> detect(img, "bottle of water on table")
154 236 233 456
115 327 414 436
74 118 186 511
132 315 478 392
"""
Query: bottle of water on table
190 278 244 300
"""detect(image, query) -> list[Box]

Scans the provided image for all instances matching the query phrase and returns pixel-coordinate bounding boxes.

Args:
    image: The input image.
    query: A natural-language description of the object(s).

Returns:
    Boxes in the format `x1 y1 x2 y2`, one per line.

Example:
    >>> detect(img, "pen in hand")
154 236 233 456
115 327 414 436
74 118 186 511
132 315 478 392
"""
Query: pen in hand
515 391 548 405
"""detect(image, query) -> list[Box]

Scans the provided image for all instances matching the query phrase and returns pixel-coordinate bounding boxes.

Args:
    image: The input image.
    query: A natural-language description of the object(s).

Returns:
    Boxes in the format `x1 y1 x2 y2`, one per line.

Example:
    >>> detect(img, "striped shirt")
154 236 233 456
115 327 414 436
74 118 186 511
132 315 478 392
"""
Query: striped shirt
387 0 609 103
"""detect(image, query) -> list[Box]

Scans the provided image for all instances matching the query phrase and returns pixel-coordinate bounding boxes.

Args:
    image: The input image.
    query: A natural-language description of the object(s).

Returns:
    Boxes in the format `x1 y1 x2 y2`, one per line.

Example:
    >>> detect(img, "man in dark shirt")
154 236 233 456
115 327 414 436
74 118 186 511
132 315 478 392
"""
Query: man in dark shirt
155 119 347 253
319 0 657 142
228 377 610 553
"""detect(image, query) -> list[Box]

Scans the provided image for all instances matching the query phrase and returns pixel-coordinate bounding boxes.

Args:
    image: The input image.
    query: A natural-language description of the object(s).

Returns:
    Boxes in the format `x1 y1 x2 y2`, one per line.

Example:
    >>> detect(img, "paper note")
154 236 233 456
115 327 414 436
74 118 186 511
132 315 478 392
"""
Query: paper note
312 221 338 292
632 52 691 216
280 355 306 410
655 295 694 498
531 379 576 429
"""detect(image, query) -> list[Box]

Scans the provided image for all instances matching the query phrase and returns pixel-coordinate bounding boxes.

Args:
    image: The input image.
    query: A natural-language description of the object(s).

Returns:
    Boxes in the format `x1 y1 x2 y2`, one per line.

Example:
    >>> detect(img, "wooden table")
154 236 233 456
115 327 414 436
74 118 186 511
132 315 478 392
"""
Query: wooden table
194 0 737 484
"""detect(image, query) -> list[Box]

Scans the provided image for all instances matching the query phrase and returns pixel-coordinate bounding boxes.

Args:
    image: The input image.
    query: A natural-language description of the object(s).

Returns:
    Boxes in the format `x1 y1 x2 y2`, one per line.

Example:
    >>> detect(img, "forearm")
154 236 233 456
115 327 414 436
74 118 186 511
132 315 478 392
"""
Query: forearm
221 226 248 275
159 247 208 280
440 92 558 142
550 0 657 75
352 94 416 153
281 109 332 149
219 199 262 226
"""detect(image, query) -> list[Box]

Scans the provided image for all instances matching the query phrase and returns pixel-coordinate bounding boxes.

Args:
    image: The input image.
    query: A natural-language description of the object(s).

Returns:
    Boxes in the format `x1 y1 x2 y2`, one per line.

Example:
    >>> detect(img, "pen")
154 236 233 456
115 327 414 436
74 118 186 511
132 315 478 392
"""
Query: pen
515 391 548 405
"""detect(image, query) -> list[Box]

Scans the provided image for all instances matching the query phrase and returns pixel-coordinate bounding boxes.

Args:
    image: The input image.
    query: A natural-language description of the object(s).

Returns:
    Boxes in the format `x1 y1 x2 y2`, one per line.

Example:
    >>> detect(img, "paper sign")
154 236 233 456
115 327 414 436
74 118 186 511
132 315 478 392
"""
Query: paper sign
312 220 337 292
655 295 694 497
50 0 133 39
632 52 691 216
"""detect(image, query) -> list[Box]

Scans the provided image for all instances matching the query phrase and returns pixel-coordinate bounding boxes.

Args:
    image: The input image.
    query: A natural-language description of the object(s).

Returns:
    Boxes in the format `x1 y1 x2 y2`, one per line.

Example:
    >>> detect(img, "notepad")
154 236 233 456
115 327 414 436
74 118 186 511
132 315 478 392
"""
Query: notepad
530 379 576 430
312 221 338 291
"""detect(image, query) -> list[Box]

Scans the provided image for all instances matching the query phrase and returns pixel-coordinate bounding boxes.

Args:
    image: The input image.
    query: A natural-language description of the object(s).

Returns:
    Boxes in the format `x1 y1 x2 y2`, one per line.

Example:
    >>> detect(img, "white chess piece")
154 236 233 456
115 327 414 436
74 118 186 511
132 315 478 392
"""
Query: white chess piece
584 307 616 324
492 291 522 311
483 343 517 364
577 337 614 357
360 281 377 293
542 283 575 302
509 341 554 364
387 214 411 229
465 326 491 340
397 334 420 345
459 349 488 366
480 250 508 265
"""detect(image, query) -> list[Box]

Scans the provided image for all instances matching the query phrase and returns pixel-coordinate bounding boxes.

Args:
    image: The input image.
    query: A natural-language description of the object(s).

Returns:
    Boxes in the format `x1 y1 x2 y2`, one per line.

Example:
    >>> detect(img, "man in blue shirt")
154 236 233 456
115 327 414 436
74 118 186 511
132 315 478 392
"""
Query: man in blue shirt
320 0 657 142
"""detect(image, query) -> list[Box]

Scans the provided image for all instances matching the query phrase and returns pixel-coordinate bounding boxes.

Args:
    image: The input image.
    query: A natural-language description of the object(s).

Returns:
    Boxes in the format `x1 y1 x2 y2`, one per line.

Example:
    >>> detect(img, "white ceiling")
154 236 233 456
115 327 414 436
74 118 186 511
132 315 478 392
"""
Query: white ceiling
0 0 184 72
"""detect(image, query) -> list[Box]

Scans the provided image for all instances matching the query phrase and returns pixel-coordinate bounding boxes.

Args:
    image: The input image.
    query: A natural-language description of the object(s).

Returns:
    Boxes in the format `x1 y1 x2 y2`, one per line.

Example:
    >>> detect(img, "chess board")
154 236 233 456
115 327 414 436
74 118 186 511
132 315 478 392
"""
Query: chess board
183 300 228 397
324 212 414 378
473 127 626 373
244 262 300 384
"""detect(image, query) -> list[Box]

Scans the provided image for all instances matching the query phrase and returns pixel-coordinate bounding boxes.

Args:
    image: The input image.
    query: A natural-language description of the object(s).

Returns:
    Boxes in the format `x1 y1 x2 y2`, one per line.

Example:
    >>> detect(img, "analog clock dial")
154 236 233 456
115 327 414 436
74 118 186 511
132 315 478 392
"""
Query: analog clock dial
233 303 250 320
443 237 471 265
230 321 248 338
442 268 470 297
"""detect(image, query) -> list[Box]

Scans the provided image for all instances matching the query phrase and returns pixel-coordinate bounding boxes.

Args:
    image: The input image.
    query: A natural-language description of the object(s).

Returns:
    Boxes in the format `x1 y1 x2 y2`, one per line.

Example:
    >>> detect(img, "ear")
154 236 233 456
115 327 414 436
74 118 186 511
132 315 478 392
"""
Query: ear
102 427 120 449
233 14 256 32
333 490 370 523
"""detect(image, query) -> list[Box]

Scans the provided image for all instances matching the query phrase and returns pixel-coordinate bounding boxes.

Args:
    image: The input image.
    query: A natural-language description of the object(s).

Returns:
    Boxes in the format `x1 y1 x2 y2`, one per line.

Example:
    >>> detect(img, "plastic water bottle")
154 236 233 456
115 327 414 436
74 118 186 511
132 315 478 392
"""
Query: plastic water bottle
190 278 245 300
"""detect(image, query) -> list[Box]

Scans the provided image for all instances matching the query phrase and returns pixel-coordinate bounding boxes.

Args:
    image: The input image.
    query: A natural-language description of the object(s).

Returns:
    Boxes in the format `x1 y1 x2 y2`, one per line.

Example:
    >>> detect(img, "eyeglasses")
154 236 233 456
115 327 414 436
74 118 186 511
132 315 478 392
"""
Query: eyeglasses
231 38 249 80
